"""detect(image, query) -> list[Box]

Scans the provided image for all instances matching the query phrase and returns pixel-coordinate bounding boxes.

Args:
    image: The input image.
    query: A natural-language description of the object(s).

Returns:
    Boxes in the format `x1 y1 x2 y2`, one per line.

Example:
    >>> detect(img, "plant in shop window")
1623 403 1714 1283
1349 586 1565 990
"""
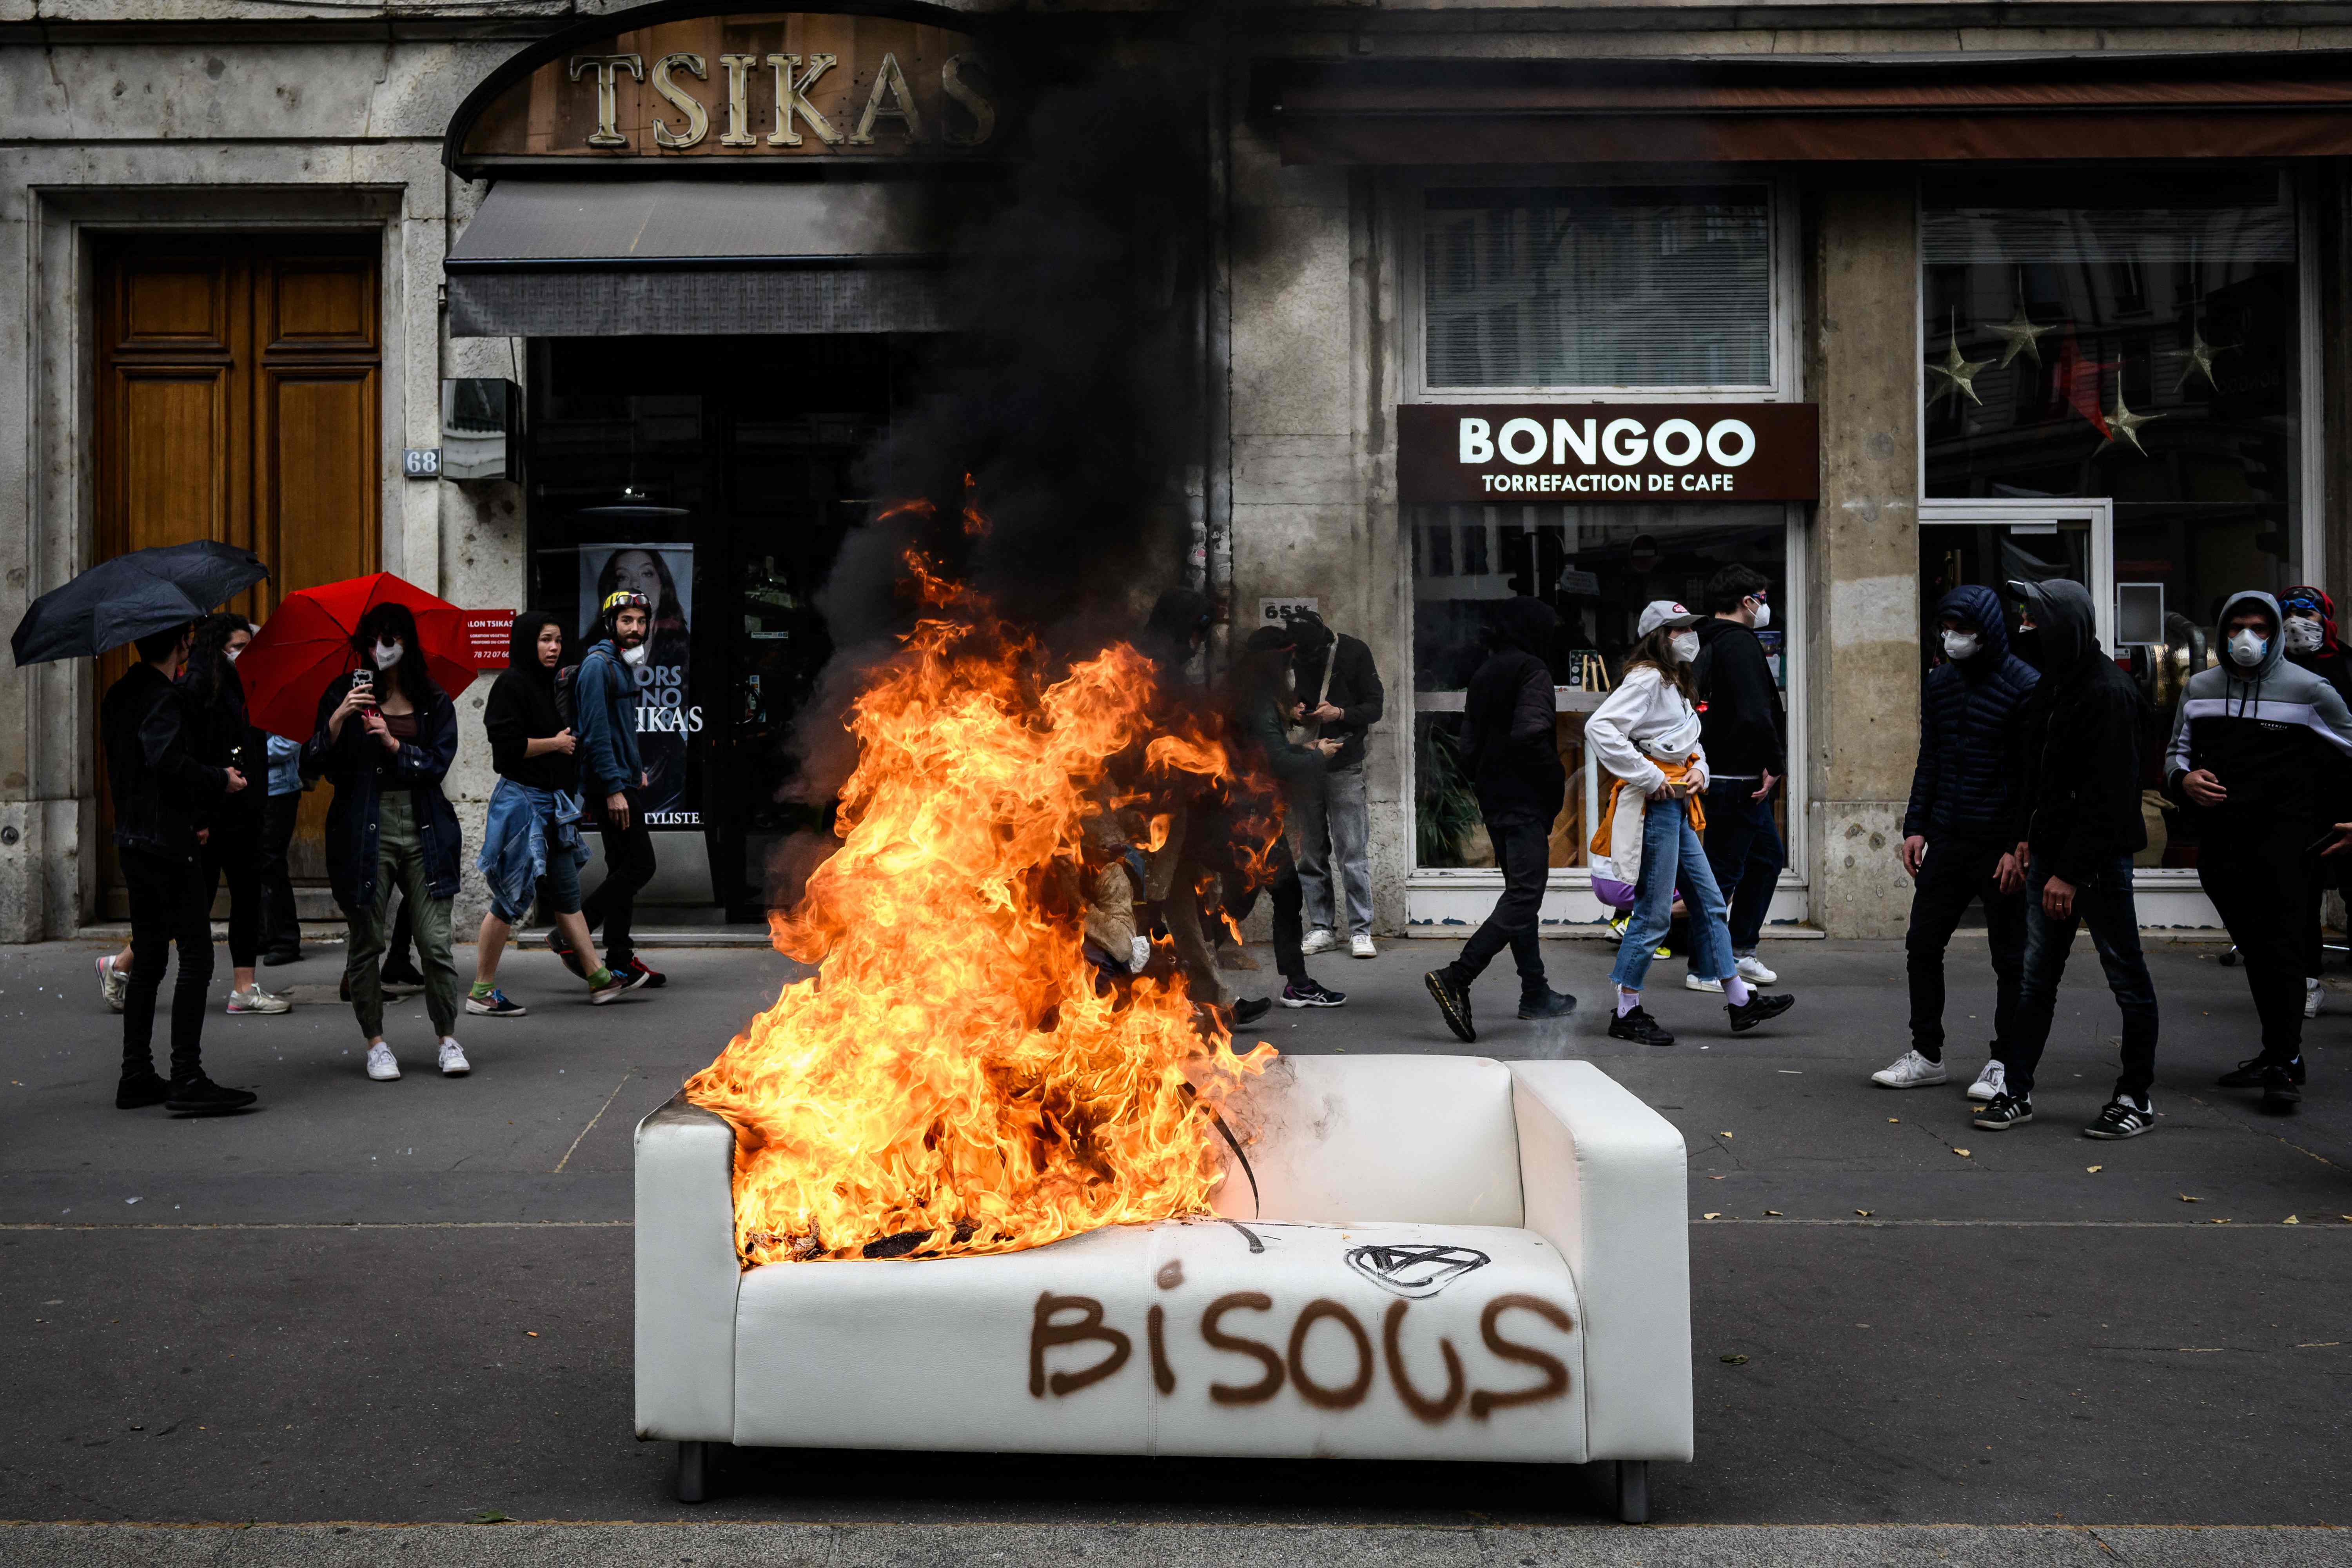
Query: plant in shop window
1416 724 1489 868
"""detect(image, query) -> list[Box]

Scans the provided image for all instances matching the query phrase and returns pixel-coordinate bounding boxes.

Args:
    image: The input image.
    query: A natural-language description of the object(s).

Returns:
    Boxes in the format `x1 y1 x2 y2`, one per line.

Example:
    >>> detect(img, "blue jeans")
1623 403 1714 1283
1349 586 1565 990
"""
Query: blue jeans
1610 798 1737 992
2004 855 2159 1102
1702 779 1783 953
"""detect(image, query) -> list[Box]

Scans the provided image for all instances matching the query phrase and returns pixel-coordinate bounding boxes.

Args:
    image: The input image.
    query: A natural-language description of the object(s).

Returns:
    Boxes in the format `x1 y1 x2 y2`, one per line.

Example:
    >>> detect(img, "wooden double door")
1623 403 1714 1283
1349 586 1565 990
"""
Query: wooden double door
93 231 383 897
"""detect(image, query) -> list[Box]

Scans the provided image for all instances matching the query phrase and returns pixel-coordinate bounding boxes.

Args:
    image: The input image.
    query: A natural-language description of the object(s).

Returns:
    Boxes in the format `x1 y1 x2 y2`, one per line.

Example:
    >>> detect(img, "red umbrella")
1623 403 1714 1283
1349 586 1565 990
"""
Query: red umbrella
238 572 479 741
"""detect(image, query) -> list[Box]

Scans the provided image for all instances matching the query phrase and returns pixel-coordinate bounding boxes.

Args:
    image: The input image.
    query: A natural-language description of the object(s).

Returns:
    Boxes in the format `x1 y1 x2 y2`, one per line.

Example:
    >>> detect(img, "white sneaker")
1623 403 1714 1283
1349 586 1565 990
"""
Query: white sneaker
365 1042 401 1082
1871 1049 1949 1089
1350 932 1377 959
438 1038 471 1077
2305 977 2323 1019
97 955 127 1014
1736 954 1779 984
1684 972 1724 993
1967 1060 2007 1103
225 985 292 1014
1299 928 1337 956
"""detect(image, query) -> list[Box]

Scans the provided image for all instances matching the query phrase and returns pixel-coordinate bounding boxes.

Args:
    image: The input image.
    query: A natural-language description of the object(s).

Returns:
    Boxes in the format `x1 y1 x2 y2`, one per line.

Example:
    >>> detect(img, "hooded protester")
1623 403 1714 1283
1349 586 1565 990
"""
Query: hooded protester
1284 610 1385 960
1873 586 2038 1097
561 588 664 992
468 612 629 1018
1424 597 1579 1042
1581 599 1795 1048
2279 586 2352 1015
2167 590 2352 1114
1975 577 2158 1138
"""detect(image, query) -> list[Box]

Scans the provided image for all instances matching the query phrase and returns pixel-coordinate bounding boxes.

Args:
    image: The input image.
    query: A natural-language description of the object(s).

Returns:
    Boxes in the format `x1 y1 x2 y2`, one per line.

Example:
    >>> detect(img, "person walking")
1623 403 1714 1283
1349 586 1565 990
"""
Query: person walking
2166 591 2352 1115
1218 624 1347 1012
1972 578 2158 1138
102 621 257 1115
559 589 664 991
1586 600 1794 1047
1688 566 1788 996
1871 586 2037 1097
1285 610 1385 961
1423 597 1577 1043
256 732 306 966
304 602 469 1082
2279 586 2352 1018
468 612 630 1015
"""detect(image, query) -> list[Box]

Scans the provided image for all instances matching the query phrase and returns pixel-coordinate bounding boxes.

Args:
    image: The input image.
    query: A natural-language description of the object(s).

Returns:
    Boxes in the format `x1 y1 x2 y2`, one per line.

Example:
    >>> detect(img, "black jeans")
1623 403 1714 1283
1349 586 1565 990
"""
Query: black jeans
1454 814 1551 997
121 846 214 1083
581 803 657 967
1702 779 1783 953
199 813 263 969
1218 835 1308 985
256 792 302 956
2200 818 2314 1061
2005 855 2159 1103
1905 836 2027 1061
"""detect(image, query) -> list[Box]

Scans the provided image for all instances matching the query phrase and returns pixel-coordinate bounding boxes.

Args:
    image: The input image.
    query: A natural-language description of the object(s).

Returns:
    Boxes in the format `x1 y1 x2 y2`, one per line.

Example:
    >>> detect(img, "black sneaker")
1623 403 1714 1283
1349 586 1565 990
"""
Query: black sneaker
260 947 303 967
2083 1096 2156 1138
379 963 427 1000
2257 1067 2302 1114
1606 1007 1675 1047
1972 1092 2033 1130
1424 969 1475 1043
1518 989 1577 1021
1232 996 1273 1029
1281 978 1347 1009
165 1076 258 1117
2218 1055 2305 1088
1726 993 1795 1033
115 1070 171 1110
548 931 588 980
624 956 668 989
465 988 528 1018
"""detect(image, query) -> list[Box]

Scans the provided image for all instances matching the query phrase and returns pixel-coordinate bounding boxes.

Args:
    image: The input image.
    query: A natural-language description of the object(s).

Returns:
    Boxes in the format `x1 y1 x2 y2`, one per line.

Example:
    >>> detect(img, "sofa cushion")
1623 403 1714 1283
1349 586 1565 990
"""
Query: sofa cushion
732 1216 1585 1462
1211 1054 1524 1229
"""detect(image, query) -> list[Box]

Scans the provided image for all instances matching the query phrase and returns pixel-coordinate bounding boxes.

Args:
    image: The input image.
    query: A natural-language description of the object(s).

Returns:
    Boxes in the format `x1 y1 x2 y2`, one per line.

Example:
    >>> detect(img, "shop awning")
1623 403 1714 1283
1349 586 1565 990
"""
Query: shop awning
444 180 953 337
1262 53 2352 165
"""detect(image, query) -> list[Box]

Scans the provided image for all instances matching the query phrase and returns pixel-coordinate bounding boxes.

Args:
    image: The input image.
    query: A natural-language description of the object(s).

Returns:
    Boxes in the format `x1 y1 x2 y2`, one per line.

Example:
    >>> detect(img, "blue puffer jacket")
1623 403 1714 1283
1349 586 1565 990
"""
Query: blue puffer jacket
1904 584 2041 844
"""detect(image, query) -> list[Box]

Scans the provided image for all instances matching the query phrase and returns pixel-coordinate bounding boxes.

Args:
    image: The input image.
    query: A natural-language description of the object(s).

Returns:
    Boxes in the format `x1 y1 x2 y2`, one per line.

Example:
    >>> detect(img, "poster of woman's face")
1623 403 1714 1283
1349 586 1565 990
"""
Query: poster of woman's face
577 544 701 827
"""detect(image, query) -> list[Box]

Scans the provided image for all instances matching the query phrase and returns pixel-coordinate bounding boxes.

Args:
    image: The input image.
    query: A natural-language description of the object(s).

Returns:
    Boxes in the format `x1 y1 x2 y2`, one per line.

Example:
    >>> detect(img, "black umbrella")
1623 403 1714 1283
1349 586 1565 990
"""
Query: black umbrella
11 541 269 667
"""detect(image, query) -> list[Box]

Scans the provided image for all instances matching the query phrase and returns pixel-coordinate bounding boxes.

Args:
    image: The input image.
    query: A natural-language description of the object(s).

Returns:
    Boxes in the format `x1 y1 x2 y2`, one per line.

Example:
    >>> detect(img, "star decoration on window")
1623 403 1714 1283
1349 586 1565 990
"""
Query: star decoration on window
2099 376 2165 456
1927 327 1991 408
1986 303 2053 370
2176 328 2232 393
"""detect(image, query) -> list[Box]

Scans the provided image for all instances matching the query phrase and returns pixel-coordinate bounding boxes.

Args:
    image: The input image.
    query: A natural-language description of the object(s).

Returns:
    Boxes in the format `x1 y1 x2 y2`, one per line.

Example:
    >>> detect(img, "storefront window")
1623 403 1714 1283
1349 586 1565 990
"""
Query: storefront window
1921 169 2303 869
1423 187 1773 390
1410 505 1786 871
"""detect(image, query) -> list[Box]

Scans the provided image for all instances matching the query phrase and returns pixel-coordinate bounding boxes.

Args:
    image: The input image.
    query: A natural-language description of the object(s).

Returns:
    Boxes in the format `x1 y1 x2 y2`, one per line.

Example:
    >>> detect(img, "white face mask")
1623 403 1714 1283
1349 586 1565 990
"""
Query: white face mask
371 640 404 670
1670 630 1700 664
1748 601 1772 631
225 646 243 663
1941 630 1981 661
2229 629 2269 668
620 641 648 667
2285 617 2325 653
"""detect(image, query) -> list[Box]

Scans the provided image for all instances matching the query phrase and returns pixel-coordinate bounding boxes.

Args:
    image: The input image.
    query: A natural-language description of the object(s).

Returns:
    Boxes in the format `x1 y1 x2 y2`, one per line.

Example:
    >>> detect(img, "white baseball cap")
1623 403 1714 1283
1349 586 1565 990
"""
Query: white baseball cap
1637 599 1703 638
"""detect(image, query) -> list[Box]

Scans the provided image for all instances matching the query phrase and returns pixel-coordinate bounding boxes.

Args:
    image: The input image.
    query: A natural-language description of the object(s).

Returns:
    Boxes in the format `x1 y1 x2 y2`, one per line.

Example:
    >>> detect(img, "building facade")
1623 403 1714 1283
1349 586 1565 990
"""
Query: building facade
5 0 2349 941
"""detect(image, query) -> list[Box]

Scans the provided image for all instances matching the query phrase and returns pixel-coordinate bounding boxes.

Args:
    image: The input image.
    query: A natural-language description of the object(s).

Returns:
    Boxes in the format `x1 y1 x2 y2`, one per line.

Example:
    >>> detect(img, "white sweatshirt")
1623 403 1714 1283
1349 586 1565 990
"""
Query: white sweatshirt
1586 664 1711 796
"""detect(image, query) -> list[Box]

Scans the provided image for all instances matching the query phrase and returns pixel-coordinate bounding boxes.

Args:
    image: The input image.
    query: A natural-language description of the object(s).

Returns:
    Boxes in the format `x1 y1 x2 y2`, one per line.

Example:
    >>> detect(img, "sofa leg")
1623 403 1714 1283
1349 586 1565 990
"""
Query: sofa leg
1615 1459 1650 1524
675 1440 711 1504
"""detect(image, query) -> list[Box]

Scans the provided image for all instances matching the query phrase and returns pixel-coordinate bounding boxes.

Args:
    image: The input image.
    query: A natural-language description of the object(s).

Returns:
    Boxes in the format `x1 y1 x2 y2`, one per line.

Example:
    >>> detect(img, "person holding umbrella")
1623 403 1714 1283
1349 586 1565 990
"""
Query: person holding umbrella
302 602 468 1082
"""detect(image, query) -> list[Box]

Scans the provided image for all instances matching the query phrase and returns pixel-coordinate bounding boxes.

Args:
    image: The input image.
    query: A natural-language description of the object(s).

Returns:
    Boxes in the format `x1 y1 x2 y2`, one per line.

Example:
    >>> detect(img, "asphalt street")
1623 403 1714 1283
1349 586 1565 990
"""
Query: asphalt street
3 930 2348 1562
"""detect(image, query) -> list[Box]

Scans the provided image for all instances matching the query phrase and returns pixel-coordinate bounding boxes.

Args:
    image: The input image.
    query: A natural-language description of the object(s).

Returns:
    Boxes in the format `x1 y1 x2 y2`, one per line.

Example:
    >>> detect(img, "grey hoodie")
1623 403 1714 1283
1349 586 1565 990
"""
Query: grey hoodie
2165 589 2352 825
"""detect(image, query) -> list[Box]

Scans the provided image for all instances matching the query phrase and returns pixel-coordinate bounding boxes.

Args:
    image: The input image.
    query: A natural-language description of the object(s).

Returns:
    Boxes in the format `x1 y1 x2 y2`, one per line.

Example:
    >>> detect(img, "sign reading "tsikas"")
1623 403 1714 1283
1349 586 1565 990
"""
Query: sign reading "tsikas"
1397 404 1819 505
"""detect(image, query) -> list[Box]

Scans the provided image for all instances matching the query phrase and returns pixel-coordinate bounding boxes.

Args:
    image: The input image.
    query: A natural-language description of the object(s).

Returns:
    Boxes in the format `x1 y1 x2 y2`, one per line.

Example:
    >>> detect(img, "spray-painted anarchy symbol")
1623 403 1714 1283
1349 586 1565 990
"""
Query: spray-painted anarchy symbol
1344 1243 1492 1299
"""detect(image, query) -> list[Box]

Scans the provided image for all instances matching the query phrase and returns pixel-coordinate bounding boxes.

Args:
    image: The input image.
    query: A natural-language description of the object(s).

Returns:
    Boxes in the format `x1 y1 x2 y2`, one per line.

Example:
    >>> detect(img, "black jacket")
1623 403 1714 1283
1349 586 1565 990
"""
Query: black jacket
1904 584 2041 844
1693 617 1785 778
1289 621 1386 772
485 612 577 791
183 660 265 833
102 662 227 861
1460 599 1566 826
2014 578 2149 886
301 673 463 913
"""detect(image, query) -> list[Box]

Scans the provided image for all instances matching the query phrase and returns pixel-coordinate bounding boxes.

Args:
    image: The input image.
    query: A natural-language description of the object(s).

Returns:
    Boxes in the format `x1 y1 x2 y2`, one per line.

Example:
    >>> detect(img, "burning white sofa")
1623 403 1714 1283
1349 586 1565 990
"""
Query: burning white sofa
635 1054 1692 1522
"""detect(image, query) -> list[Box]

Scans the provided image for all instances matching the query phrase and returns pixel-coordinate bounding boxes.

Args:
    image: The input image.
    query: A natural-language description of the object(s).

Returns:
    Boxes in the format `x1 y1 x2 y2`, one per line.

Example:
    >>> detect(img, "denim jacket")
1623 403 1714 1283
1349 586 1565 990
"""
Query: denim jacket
300 673 462 912
573 641 643 799
477 779 588 925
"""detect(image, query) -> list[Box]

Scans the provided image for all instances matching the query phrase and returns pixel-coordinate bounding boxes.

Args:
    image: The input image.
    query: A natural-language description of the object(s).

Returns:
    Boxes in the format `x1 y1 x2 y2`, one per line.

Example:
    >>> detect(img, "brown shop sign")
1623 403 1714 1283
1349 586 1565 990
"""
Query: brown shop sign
1397 404 1818 505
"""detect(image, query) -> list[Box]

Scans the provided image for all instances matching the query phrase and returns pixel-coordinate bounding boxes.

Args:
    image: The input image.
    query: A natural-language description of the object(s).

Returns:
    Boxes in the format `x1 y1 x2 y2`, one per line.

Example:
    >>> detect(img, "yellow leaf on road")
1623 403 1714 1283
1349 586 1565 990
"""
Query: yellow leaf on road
1953 1148 1971 1157
1855 1209 1874 1217
2180 1194 2201 1203
2086 1165 2103 1173
1702 1212 1722 1220
2283 1216 2300 1225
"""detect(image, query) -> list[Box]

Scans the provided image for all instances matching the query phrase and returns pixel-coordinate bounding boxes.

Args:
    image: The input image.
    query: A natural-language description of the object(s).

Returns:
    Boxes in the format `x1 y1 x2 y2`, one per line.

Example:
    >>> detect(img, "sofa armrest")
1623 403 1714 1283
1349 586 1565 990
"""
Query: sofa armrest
1508 1061 1693 1462
635 1093 742 1442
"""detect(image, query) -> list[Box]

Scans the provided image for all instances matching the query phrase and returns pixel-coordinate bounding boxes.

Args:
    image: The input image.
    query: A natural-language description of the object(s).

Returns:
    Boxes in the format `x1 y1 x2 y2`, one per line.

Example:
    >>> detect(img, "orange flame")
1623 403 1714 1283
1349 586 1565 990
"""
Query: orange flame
685 559 1273 1266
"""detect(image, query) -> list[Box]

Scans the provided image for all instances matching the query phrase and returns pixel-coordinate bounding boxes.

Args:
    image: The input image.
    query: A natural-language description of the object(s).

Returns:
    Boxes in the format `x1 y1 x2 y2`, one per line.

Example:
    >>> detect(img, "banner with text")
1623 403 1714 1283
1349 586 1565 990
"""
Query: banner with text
577 543 703 830
1397 404 1818 505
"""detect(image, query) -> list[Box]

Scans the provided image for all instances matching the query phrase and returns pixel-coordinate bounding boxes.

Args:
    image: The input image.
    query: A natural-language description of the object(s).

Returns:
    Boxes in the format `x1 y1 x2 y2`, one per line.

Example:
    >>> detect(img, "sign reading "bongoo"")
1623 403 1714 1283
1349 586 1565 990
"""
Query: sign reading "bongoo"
1397 403 1819 505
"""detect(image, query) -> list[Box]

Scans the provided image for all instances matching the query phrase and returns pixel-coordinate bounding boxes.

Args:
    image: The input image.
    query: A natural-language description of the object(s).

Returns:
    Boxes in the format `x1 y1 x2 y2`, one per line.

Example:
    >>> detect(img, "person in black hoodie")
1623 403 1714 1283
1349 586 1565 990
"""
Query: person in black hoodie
1423 597 1577 1042
1284 610 1386 960
1973 577 2159 1139
1871 586 2037 1097
466 612 627 1017
1691 565 1788 991
101 621 257 1116
2279 586 2352 1018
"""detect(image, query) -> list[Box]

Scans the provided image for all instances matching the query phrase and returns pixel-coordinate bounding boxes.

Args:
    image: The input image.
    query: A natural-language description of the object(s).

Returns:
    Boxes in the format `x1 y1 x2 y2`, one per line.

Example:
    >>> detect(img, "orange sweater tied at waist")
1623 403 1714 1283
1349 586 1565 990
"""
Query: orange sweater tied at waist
1588 759 1706 862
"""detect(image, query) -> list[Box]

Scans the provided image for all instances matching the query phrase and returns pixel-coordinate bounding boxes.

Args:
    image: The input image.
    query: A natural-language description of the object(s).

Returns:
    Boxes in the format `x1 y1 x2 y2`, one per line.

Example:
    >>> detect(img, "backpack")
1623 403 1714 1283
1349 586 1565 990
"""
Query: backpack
554 663 579 731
